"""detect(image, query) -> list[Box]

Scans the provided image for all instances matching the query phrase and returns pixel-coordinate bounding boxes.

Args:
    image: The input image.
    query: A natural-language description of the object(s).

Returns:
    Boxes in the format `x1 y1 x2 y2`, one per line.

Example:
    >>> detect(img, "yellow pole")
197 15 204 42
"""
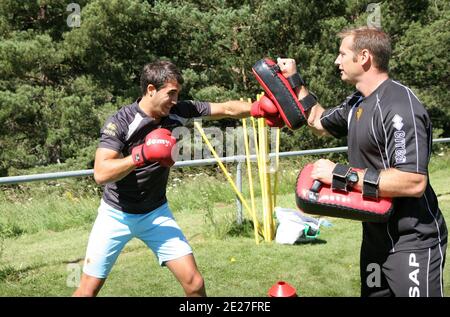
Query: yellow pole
254 94 269 241
242 117 260 244
250 98 265 241
272 127 280 207
266 132 275 241
257 118 266 240
262 119 275 241
194 122 262 239
258 117 272 241
252 95 263 173
271 127 280 233
250 116 261 174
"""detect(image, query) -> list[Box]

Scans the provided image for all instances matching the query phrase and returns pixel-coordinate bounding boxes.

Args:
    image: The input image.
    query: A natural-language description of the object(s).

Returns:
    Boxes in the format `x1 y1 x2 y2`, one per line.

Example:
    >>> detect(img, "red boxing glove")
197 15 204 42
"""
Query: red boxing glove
264 114 285 128
250 96 285 128
131 128 177 167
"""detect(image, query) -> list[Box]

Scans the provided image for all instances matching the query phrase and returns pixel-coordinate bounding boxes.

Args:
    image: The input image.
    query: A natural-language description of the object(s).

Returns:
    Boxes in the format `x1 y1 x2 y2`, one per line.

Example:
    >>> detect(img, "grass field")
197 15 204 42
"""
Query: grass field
0 151 449 297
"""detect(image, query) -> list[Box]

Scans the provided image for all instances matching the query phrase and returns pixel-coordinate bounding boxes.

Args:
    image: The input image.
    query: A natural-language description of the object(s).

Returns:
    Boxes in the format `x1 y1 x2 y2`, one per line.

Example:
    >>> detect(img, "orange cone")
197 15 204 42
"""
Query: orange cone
268 281 297 297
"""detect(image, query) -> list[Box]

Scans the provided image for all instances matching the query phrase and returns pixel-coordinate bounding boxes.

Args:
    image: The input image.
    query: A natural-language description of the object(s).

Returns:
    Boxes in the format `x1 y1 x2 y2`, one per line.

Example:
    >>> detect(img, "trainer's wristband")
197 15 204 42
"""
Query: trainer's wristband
299 92 318 112
363 168 380 200
331 164 351 192
287 72 306 90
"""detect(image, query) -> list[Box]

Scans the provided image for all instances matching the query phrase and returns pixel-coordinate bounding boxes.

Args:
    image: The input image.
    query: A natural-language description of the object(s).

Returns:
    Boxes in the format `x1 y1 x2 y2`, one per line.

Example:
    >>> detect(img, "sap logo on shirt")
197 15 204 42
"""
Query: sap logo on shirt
392 114 406 164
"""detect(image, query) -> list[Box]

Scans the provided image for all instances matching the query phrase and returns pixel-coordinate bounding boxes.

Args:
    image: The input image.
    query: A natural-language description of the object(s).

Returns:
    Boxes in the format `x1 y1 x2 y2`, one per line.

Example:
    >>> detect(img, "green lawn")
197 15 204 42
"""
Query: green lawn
0 153 449 297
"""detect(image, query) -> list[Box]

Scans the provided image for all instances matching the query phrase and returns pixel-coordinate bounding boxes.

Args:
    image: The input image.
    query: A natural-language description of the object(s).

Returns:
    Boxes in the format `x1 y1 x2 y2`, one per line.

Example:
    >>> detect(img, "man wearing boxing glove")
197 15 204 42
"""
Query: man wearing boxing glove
276 27 447 297
131 128 177 168
250 95 285 128
73 60 251 297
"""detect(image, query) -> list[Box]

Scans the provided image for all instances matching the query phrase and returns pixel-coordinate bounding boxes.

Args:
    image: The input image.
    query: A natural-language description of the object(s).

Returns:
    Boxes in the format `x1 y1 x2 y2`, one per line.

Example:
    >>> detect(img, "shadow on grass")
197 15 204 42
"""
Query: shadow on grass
226 219 256 238
62 257 85 264
0 265 35 282
0 224 25 239
294 238 327 245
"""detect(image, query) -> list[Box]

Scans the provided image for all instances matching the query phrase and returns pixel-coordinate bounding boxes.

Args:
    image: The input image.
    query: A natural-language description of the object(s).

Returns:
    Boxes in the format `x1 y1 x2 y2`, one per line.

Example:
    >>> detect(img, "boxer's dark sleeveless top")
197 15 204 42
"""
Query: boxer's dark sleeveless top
98 99 210 214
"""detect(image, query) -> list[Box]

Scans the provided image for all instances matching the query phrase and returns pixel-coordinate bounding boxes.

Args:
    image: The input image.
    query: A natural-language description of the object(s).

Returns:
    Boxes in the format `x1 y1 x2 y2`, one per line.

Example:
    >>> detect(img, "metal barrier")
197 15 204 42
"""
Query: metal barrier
0 146 353 185
1 138 449 185
1 138 449 222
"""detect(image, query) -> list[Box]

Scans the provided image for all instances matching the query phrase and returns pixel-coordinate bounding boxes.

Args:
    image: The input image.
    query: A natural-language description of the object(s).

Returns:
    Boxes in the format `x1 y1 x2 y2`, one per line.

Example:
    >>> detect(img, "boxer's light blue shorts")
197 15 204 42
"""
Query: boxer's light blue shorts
82 200 192 278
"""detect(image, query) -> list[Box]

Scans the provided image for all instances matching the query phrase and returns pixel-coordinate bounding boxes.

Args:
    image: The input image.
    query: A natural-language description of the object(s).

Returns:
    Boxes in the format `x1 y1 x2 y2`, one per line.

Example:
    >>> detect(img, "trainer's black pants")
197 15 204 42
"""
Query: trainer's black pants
360 239 447 297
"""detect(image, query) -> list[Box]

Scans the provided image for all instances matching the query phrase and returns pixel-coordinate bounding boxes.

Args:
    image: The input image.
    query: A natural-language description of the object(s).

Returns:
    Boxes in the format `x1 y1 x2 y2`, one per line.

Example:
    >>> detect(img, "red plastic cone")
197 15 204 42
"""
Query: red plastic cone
268 281 297 297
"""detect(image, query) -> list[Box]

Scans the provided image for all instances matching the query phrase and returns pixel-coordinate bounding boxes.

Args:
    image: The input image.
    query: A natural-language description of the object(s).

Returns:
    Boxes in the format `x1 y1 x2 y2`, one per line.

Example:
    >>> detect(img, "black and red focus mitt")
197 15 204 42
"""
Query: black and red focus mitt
252 58 313 129
295 164 393 223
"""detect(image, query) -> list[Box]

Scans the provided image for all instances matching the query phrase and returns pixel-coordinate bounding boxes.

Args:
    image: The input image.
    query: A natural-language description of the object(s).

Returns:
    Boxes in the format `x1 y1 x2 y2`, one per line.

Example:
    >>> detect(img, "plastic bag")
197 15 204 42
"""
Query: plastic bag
274 207 332 245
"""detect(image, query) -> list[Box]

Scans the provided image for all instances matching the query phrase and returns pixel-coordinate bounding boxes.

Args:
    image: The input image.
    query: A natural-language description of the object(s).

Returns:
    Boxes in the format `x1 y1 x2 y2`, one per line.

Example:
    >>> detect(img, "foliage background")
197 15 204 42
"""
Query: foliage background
0 0 449 176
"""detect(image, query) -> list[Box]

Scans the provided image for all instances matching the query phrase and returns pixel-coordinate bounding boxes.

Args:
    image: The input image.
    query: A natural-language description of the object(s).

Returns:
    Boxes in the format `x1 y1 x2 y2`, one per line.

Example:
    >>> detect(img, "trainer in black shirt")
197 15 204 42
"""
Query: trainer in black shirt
277 27 447 297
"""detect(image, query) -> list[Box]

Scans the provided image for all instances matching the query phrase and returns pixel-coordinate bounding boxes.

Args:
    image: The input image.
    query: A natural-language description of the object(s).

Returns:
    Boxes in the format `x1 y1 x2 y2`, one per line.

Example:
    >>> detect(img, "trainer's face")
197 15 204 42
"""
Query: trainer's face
335 36 361 84
151 80 180 118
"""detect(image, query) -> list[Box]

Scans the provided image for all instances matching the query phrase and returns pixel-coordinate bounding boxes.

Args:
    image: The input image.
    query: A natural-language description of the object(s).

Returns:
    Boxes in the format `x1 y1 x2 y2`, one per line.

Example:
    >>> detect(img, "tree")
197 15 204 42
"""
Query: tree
0 0 448 176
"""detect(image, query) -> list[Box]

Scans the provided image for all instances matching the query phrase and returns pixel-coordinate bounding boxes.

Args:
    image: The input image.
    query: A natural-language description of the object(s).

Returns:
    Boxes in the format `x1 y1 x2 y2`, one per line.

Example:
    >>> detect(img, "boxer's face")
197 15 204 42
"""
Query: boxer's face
149 80 180 119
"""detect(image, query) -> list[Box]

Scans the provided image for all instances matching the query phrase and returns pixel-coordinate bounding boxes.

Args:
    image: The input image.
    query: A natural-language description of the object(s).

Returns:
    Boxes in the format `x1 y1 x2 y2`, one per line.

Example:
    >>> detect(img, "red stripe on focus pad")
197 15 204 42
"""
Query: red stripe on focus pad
252 59 306 129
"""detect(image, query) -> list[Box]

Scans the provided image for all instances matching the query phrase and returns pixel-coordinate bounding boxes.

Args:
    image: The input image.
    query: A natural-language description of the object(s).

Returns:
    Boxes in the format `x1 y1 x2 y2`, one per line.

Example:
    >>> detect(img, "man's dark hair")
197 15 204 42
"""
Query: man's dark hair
140 60 184 96
338 27 392 73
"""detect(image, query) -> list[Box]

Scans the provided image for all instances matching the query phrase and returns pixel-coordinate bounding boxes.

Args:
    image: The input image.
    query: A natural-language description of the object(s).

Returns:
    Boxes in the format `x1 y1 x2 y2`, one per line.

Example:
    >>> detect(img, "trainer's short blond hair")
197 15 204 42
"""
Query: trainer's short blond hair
338 27 391 72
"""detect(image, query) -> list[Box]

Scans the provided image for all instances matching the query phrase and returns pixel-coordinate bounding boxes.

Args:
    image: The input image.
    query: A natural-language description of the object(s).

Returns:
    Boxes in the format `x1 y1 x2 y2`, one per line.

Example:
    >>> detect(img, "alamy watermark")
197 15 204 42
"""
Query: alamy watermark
365 263 381 288
366 3 382 28
66 263 81 288
170 120 281 171
67 3 81 28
